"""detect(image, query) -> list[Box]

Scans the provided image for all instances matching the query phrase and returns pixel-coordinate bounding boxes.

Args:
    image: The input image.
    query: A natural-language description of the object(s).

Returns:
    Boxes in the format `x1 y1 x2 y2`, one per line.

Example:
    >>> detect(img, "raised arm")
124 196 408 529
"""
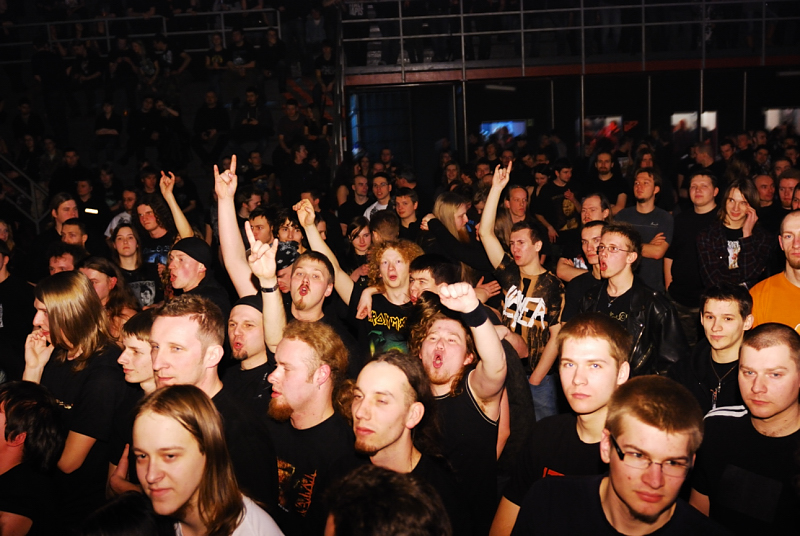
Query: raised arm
246 226 285 353
215 156 258 296
160 171 193 239
440 283 507 410
295 199 355 304
479 163 512 269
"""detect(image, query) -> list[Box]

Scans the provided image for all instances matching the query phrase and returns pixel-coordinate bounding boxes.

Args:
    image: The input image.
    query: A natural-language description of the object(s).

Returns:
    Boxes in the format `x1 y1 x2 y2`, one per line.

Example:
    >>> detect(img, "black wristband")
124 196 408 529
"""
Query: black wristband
260 282 280 293
461 304 489 328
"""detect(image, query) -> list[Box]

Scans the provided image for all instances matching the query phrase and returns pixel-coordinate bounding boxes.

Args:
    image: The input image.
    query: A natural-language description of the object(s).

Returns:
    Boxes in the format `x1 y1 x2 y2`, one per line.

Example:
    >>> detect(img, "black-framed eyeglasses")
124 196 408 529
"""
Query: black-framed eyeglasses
596 245 632 255
609 435 691 477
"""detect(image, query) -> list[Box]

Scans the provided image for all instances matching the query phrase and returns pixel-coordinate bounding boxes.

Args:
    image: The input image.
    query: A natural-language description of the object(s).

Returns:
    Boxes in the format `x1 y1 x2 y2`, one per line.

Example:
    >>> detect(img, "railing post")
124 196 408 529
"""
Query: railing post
520 2 525 76
460 0 466 82
398 0 405 84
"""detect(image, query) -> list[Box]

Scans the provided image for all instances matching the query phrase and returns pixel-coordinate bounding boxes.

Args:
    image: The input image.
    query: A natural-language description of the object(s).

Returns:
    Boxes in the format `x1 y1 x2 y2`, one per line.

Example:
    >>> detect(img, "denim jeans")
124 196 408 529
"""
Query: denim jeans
529 372 558 421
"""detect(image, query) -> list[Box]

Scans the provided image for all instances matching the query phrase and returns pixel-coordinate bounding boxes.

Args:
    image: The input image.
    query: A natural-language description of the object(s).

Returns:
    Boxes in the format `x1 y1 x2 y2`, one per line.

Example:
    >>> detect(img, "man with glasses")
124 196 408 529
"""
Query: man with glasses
364 172 393 220
579 223 687 376
510 376 727 535
690 323 800 534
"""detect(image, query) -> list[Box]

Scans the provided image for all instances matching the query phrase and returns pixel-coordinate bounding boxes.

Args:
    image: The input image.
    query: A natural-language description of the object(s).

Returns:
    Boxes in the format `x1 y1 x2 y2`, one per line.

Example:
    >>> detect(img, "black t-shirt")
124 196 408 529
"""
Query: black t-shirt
212 386 279 513
411 455 471 536
436 372 498 536
533 181 581 233
40 345 125 527
348 283 414 359
563 271 602 323
140 231 175 266
229 42 255 67
266 413 364 536
0 274 35 381
314 54 336 84
584 173 628 206
120 262 163 307
512 475 730 536
205 46 231 69
184 275 232 322
276 115 307 148
692 408 800 535
503 413 607 506
666 209 718 307
221 360 274 415
596 285 634 323
107 383 145 487
337 198 370 226
0 463 61 536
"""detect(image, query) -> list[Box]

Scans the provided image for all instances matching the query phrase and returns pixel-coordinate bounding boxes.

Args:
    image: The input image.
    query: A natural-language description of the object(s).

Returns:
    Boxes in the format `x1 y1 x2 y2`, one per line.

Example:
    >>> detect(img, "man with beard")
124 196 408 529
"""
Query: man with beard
510 376 728 536
149 295 278 512
221 294 274 413
409 282 508 536
262 320 362 536
351 350 469 535
750 210 800 330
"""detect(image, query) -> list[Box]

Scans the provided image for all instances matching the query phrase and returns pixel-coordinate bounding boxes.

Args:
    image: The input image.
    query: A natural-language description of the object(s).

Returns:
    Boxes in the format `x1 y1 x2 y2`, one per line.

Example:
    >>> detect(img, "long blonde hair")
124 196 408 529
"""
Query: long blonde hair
433 192 470 244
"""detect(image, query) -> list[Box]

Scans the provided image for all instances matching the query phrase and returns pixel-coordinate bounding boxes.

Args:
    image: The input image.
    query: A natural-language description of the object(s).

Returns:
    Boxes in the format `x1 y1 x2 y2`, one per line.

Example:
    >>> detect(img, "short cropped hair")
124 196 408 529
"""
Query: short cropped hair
557 312 633 368
700 284 753 319
121 309 157 343
282 320 348 390
409 254 460 286
369 210 400 241
742 322 800 370
326 465 452 536
394 187 419 205
688 169 718 189
605 376 704 454
154 294 225 351
62 218 87 235
602 222 643 271
510 220 543 245
552 158 572 173
0 381 65 472
292 251 335 285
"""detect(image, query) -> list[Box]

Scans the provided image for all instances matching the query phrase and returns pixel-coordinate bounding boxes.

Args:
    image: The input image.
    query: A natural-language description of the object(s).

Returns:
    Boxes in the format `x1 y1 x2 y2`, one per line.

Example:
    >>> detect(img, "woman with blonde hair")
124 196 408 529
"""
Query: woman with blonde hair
422 191 496 290
133 385 283 535
22 271 127 530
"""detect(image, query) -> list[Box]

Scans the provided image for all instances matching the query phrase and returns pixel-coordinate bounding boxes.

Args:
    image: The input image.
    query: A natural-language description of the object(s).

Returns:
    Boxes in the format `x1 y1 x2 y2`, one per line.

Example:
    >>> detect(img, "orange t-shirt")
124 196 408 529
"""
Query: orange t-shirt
750 273 800 333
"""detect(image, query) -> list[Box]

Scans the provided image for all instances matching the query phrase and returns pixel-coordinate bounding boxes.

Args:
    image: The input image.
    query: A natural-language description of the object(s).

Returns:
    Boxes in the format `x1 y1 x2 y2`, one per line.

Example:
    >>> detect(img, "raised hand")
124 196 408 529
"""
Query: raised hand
214 154 238 201
293 199 317 228
159 170 176 197
439 282 481 313
245 221 278 282
491 161 513 190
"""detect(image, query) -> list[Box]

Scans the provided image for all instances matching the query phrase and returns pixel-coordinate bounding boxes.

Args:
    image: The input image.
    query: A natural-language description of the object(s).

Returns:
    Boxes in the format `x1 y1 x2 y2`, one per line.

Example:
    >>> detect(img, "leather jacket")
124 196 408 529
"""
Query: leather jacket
578 279 689 376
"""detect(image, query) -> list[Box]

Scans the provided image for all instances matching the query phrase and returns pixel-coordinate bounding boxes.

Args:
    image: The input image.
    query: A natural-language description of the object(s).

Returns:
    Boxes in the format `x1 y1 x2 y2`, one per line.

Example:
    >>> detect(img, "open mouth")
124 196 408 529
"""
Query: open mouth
298 284 309 296
433 352 443 369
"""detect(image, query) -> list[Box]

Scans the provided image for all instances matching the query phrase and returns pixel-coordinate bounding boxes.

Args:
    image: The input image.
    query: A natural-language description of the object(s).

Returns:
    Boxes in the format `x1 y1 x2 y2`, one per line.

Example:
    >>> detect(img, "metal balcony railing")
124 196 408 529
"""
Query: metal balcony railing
340 0 799 82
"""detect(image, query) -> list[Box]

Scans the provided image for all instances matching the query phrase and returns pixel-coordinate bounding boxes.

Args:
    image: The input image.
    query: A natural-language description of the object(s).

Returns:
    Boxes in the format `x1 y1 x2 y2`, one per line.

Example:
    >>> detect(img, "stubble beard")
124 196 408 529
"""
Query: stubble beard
268 397 294 422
